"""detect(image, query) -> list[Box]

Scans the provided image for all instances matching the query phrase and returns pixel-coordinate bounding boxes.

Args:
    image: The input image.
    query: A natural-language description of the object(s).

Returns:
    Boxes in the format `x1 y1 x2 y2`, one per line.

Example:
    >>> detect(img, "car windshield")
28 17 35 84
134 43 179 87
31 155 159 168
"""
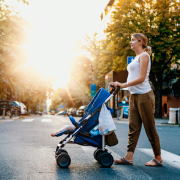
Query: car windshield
19 103 26 108
79 106 86 110
15 101 20 105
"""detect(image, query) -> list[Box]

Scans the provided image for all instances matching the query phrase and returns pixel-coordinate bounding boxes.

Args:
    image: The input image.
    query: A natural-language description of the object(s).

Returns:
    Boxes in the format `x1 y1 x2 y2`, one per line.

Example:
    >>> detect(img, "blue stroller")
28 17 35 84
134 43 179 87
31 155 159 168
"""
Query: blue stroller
54 86 120 168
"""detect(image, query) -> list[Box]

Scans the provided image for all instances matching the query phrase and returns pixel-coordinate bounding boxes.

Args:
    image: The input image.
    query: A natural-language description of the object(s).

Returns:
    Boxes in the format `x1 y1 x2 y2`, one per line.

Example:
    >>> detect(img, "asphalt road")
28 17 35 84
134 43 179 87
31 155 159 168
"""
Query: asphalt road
0 115 180 180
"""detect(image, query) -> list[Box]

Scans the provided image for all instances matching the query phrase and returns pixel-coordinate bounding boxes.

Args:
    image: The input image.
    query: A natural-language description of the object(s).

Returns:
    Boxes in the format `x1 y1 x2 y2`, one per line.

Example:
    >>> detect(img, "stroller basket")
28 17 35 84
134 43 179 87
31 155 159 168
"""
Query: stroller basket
54 86 120 168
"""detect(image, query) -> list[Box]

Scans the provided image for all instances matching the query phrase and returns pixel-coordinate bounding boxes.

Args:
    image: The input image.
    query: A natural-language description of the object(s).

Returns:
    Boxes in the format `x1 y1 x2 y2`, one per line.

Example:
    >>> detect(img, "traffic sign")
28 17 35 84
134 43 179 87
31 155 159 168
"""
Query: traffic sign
127 56 135 65
90 84 96 97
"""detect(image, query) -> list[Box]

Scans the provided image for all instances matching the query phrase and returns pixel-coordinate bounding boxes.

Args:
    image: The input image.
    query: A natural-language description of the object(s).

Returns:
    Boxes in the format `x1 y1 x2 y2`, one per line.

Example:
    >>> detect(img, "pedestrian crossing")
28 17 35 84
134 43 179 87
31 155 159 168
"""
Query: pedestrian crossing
81 146 180 170
41 119 52 122
138 148 180 169
22 119 34 122
8 118 68 123
1 118 180 171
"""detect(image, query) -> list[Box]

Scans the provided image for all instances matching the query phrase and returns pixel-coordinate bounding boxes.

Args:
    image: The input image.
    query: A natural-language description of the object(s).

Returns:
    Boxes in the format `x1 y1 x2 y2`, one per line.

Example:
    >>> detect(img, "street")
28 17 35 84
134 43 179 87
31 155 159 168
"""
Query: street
0 115 180 180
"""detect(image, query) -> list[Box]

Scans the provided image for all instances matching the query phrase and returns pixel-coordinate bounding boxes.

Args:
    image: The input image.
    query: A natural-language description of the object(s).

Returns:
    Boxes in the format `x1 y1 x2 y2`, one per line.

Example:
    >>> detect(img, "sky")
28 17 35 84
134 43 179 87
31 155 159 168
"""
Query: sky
11 0 110 90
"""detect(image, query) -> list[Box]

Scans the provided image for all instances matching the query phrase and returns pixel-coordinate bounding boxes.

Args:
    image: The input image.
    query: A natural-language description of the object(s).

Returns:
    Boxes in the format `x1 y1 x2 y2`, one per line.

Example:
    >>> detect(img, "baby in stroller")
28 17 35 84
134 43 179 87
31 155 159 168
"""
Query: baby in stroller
51 125 75 137
51 118 100 137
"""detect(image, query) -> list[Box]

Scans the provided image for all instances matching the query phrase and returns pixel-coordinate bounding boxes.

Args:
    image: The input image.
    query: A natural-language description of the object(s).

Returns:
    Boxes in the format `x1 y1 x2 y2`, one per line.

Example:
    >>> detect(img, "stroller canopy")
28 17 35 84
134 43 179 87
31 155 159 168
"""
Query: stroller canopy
83 88 111 116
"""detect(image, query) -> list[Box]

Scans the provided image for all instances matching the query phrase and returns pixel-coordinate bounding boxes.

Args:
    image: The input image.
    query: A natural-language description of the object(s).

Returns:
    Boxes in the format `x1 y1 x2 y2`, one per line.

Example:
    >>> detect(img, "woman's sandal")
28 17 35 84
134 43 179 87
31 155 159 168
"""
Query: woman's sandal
114 157 133 165
145 159 163 166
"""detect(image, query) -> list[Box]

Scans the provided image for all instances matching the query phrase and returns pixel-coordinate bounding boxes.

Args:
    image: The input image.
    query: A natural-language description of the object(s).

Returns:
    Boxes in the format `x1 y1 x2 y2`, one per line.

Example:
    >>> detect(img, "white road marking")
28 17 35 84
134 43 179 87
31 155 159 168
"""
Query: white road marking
81 146 122 162
138 148 180 169
0 120 14 122
81 146 152 179
61 119 70 122
22 119 34 122
41 119 52 122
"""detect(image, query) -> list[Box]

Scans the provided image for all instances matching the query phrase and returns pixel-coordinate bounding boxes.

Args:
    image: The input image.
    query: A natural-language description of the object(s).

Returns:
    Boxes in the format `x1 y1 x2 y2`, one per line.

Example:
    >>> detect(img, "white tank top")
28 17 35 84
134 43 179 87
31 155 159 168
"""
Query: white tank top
127 52 151 94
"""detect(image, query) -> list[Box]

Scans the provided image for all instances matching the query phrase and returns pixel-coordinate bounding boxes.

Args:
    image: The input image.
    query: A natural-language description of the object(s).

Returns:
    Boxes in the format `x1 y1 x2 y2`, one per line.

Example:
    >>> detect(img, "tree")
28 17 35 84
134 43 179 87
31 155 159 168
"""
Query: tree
50 55 93 110
0 0 54 112
82 33 114 88
101 0 180 118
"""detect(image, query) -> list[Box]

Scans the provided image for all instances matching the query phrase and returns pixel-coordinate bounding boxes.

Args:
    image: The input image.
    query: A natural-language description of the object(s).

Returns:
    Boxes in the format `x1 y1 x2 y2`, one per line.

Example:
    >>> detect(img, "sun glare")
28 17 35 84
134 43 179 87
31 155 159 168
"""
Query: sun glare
12 0 109 90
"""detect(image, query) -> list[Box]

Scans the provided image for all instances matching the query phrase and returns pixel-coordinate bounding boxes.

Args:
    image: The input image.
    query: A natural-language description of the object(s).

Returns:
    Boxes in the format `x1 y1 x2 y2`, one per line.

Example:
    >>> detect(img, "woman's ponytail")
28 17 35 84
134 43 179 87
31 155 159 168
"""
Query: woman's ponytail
144 46 152 56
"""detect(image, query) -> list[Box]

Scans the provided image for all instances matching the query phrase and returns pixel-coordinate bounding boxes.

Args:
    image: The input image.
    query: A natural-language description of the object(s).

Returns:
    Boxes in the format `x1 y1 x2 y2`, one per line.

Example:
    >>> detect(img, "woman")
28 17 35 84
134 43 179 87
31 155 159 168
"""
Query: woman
110 33 163 166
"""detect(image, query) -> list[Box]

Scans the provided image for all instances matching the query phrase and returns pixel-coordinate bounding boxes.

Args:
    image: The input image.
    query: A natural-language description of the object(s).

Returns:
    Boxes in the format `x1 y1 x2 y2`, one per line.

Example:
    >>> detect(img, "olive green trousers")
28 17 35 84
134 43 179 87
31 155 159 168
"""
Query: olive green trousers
127 90 161 156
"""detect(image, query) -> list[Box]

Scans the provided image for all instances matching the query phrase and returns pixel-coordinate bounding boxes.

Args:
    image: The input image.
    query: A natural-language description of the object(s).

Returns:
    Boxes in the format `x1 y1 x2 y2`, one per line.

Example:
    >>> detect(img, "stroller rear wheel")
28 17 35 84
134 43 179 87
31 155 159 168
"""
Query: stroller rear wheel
93 149 103 160
97 152 114 168
56 153 71 168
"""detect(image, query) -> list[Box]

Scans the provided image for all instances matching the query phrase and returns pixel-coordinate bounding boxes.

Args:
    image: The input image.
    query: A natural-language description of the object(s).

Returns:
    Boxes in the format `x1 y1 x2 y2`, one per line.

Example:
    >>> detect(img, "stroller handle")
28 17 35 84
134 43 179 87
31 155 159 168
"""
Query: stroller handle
110 84 120 95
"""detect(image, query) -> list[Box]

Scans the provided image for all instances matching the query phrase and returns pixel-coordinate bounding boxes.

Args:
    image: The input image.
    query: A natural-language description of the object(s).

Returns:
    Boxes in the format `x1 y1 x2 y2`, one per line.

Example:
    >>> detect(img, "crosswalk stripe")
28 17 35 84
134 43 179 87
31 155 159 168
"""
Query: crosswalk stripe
0 120 14 122
61 119 70 122
81 146 122 161
81 146 152 179
138 148 180 169
22 119 34 122
41 119 52 122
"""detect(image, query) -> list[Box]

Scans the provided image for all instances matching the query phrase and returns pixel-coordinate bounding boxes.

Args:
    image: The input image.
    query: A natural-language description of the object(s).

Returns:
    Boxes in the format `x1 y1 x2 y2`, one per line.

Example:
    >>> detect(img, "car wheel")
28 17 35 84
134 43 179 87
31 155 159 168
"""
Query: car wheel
6 110 11 117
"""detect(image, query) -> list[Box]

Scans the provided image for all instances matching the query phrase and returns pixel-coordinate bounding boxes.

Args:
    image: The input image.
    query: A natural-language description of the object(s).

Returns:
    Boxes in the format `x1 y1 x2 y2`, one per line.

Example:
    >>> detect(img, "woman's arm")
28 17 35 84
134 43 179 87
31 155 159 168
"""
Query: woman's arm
110 53 149 88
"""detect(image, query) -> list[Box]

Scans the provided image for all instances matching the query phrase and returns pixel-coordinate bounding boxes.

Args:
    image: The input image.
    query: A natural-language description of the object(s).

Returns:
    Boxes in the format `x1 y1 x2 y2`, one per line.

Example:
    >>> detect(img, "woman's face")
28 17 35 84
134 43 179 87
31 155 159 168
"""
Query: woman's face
129 36 141 51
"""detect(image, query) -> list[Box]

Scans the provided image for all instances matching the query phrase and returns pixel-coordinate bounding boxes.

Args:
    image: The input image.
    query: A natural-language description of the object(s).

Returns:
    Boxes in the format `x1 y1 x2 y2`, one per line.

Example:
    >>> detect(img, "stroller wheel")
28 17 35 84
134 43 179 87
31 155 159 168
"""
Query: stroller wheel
56 153 71 168
93 149 103 160
61 149 68 154
56 148 68 157
98 152 114 168
57 148 68 154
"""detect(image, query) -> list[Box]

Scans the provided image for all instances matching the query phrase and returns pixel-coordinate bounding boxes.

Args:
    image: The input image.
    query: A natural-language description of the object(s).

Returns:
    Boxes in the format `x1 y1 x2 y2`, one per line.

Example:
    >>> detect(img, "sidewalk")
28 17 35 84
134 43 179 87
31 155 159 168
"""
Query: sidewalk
114 117 180 127
0 116 19 121
0 114 40 121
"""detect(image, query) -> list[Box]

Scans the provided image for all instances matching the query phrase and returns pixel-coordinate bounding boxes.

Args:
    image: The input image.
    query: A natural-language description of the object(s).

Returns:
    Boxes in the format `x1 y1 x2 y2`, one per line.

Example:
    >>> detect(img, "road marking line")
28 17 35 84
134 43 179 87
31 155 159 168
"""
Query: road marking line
0 120 14 122
41 119 52 122
81 146 152 179
22 119 34 122
138 148 180 169
61 119 70 122
81 146 122 160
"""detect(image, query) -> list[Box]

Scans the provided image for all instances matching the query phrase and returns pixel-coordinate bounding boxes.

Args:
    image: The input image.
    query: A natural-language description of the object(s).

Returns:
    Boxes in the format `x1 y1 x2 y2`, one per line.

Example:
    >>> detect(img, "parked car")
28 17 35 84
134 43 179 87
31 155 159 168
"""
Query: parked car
12 101 21 115
67 108 73 116
78 105 87 117
55 110 66 116
34 111 43 115
67 108 77 116
0 100 21 116
50 110 55 115
19 102 27 115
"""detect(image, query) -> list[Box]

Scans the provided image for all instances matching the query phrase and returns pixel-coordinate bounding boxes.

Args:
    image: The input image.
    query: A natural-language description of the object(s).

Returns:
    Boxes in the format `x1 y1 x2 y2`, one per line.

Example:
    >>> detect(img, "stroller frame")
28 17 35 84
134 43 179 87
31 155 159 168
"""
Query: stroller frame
55 86 120 168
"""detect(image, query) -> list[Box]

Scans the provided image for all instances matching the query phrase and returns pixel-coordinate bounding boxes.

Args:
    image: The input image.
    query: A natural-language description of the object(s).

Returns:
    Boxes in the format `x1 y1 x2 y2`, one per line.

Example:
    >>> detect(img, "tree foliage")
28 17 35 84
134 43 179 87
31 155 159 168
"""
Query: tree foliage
101 0 180 117
50 0 180 118
50 55 92 111
0 0 54 112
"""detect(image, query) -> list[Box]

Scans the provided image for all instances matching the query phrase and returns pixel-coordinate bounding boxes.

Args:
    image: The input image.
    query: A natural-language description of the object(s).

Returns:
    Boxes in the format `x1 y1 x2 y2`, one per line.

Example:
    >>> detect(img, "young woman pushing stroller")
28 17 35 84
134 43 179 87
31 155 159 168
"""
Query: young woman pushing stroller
110 33 163 167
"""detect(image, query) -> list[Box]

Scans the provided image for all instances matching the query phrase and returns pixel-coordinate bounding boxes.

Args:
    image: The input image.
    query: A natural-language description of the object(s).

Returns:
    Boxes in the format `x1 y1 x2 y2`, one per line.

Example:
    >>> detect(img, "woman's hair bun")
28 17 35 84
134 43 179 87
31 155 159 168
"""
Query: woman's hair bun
144 46 152 56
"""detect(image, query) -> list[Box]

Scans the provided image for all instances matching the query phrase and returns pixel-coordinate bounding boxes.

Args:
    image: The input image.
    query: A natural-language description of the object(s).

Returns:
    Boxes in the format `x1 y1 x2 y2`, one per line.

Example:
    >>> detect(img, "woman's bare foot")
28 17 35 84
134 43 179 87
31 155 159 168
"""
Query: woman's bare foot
114 151 133 164
114 158 133 165
145 155 163 166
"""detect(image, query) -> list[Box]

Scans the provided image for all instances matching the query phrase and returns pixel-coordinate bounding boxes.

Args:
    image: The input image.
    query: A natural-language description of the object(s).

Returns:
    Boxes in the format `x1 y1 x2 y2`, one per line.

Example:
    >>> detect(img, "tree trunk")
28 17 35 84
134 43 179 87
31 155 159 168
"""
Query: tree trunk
155 77 163 118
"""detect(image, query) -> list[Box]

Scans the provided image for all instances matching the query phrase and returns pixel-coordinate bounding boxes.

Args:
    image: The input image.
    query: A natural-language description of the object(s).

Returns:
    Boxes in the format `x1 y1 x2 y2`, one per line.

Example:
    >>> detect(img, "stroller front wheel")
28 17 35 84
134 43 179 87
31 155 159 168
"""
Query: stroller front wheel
56 153 71 168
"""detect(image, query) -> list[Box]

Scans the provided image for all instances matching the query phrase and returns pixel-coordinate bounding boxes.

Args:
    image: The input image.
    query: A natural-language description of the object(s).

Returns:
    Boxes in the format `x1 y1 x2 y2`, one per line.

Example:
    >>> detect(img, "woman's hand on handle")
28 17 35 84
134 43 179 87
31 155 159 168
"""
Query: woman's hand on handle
109 81 119 88
109 81 128 89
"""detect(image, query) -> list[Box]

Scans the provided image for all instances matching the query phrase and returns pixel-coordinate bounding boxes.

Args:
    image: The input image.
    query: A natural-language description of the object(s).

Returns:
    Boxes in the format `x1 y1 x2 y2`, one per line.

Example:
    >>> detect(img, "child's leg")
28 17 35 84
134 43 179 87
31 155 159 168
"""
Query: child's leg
51 125 75 137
